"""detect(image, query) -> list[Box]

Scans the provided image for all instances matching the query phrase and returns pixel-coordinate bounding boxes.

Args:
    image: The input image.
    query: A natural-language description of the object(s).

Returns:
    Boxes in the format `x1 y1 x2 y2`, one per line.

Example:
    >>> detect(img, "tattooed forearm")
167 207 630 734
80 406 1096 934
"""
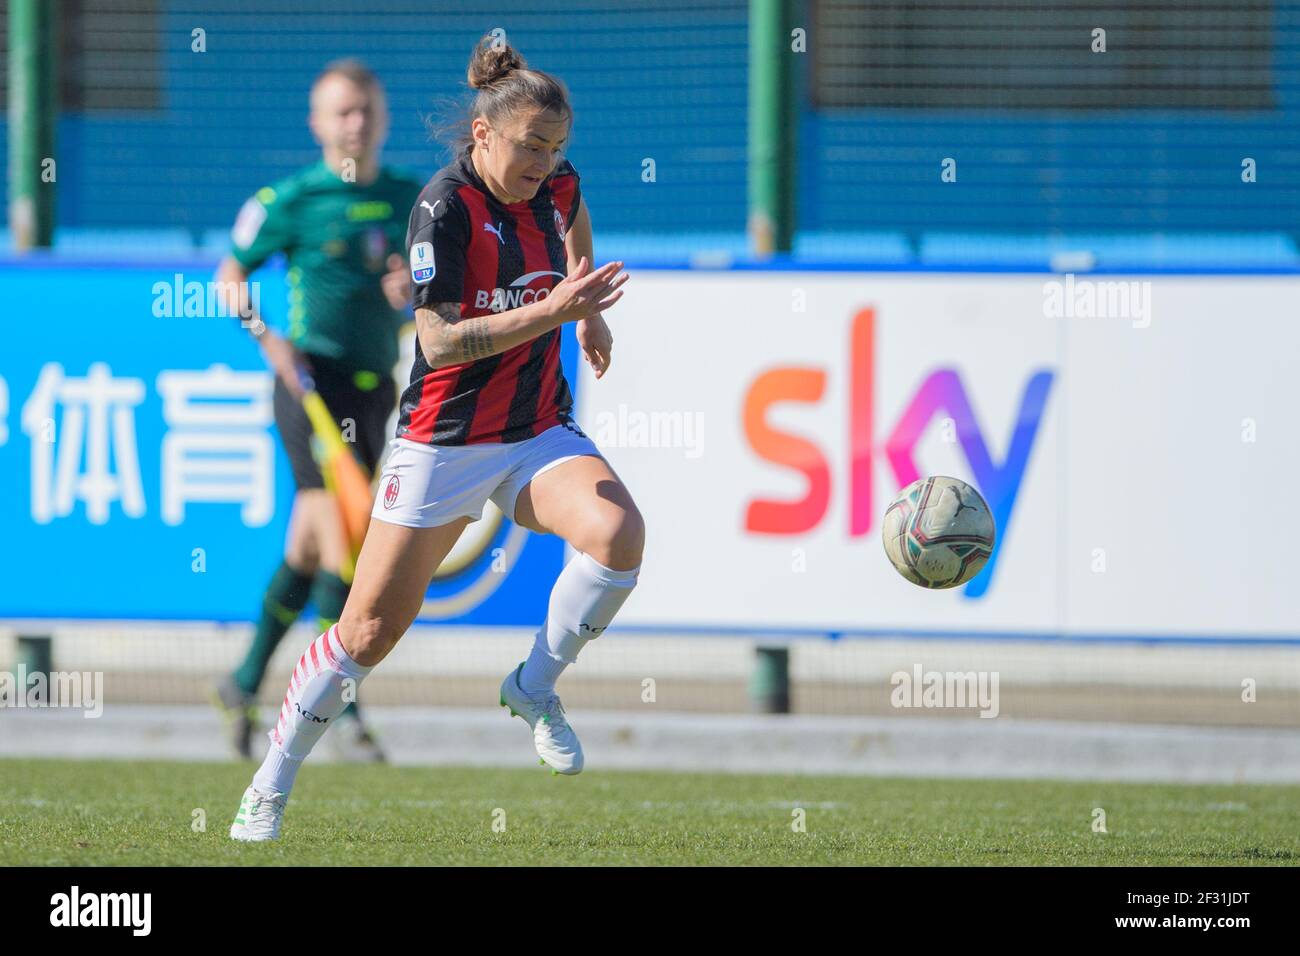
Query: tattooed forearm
416 302 468 368
458 316 495 361
416 297 549 368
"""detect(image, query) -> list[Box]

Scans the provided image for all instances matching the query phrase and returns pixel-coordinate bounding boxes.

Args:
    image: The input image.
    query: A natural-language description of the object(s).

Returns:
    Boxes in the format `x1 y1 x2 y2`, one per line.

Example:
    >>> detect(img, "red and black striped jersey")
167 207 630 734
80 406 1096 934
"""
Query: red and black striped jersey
397 145 581 446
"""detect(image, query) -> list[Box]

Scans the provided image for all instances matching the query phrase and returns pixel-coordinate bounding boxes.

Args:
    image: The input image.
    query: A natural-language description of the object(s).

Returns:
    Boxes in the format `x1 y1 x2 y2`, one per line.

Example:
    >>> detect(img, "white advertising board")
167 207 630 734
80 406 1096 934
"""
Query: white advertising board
574 272 1299 637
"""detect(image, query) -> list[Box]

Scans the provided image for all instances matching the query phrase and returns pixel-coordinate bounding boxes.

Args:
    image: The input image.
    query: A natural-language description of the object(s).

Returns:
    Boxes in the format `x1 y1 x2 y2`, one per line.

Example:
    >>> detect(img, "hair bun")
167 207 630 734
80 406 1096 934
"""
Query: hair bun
467 36 527 90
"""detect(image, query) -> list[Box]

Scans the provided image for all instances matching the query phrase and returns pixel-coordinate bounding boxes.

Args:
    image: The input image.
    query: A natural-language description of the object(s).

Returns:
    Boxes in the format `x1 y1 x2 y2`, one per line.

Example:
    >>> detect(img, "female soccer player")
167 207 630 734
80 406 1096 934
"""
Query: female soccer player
231 37 642 841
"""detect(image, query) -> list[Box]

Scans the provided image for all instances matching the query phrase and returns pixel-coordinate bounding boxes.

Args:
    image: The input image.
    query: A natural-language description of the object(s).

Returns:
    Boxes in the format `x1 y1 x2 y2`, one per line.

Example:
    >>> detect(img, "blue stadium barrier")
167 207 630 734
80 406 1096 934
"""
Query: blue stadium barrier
919 232 1300 270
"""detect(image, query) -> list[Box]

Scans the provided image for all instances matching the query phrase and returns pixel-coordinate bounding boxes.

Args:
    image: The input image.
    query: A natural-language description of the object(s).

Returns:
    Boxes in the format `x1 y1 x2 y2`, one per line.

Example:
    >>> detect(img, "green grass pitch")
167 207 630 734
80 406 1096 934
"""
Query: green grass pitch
2 758 1298 866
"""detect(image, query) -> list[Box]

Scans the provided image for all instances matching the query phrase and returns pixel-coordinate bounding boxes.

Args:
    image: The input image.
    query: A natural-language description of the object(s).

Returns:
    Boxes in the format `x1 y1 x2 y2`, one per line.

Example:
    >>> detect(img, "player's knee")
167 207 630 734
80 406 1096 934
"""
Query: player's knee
284 532 321 575
337 610 403 667
317 542 349 578
585 505 645 572
285 492 329 572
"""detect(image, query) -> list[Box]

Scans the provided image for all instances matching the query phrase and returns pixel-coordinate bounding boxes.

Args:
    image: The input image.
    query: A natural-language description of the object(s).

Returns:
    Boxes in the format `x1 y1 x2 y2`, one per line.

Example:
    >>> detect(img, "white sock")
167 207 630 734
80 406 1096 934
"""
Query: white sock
252 624 372 795
520 640 568 695
252 746 303 796
518 552 639 696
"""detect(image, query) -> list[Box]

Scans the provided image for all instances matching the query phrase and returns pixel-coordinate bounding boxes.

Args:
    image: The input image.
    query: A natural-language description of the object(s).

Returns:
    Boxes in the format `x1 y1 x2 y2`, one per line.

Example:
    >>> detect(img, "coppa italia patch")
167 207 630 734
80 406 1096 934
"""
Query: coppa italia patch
410 242 434 284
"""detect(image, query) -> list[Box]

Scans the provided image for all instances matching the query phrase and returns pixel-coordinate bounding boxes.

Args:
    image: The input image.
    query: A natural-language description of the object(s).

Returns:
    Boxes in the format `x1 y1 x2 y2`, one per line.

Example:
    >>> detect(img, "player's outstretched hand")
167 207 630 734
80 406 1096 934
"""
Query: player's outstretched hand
547 257 627 326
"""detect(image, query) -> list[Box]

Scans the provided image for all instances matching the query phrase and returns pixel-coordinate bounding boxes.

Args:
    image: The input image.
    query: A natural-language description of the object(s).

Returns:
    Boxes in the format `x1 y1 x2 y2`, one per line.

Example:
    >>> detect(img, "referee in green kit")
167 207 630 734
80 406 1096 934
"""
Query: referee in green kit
213 59 422 762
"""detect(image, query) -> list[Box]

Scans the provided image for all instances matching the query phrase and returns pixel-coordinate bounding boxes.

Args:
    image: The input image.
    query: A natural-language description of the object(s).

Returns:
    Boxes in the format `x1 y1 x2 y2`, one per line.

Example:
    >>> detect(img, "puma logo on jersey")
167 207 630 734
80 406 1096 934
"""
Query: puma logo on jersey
420 199 442 219
483 221 505 244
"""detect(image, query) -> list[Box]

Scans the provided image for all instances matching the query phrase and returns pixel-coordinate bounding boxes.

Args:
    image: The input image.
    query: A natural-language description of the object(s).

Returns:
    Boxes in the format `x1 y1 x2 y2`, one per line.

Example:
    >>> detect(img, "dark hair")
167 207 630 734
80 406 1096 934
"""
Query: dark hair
312 58 381 96
454 35 571 151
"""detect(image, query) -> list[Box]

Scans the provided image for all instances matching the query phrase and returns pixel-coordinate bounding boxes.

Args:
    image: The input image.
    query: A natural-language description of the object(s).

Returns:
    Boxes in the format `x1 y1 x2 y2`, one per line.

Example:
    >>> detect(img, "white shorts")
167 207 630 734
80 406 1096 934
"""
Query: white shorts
371 423 605 529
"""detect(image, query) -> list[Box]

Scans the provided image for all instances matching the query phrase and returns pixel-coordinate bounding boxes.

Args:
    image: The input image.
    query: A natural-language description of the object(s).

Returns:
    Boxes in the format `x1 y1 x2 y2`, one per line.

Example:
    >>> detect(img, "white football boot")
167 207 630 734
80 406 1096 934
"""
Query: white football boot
499 663 584 775
230 785 288 842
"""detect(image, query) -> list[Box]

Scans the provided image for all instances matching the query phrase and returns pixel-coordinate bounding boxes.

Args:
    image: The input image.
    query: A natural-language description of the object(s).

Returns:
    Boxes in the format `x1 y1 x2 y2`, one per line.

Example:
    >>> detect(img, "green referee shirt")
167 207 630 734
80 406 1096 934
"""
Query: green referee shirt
229 161 423 380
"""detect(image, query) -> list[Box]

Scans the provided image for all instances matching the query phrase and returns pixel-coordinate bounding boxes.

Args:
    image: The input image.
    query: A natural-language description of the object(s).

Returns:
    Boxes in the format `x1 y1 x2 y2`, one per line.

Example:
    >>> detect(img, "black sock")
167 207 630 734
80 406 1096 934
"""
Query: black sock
234 562 314 696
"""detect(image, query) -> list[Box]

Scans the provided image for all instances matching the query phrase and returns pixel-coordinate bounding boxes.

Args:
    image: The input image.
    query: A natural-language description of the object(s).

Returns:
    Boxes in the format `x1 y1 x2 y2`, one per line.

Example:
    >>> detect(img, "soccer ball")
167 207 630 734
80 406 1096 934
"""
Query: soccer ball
882 476 996 589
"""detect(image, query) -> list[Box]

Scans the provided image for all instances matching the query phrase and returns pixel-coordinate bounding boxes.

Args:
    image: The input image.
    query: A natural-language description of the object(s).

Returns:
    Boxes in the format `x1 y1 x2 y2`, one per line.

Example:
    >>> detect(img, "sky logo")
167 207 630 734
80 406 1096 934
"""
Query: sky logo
743 308 1054 597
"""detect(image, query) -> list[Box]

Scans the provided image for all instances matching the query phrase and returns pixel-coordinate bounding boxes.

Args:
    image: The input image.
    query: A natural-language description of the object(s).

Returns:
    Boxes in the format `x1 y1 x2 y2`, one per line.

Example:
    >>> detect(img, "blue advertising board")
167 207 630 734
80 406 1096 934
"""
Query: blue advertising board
0 259 567 624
